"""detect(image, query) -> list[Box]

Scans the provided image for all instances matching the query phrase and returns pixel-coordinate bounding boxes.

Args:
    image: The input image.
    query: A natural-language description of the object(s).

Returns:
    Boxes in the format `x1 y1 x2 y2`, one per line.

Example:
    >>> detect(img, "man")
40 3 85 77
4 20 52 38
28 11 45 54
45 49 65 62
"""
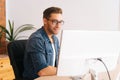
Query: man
23 7 64 80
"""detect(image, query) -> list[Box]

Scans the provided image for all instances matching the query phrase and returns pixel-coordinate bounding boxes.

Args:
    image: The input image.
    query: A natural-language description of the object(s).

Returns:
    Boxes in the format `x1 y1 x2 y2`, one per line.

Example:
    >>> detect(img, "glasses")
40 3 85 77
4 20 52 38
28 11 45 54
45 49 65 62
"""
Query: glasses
47 19 64 26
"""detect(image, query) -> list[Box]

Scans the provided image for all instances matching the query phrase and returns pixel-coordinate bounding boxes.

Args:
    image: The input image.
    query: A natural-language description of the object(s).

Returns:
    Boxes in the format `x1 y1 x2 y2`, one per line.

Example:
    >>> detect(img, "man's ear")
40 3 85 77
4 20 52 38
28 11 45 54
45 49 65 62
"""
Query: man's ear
43 18 47 25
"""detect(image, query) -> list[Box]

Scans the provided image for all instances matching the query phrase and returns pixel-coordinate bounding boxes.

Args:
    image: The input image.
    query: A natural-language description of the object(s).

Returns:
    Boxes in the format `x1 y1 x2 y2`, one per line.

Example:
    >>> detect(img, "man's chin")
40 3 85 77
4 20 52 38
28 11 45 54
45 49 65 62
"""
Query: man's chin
53 30 59 35
54 32 59 35
53 31 59 35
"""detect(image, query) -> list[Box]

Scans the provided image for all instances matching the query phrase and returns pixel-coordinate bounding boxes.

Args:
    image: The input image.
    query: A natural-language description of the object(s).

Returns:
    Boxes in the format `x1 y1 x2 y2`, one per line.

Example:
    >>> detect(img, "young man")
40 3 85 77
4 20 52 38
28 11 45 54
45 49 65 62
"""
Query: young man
23 7 64 80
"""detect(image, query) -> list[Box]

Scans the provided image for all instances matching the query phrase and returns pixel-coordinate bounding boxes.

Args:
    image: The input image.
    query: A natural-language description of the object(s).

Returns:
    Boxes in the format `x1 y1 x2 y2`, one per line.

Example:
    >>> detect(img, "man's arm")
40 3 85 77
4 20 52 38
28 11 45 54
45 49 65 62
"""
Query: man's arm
37 66 57 76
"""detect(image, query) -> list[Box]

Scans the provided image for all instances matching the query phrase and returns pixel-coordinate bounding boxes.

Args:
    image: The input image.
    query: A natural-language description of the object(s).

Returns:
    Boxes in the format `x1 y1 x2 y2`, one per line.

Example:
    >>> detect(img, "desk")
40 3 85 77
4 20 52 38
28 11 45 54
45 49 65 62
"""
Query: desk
35 64 120 80
35 76 72 80
98 63 120 80
35 73 92 80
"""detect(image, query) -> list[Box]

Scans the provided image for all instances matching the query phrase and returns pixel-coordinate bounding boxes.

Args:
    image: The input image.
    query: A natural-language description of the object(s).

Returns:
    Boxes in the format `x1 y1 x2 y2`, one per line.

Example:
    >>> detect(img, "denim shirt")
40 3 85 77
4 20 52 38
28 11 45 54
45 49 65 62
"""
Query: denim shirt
23 27 60 80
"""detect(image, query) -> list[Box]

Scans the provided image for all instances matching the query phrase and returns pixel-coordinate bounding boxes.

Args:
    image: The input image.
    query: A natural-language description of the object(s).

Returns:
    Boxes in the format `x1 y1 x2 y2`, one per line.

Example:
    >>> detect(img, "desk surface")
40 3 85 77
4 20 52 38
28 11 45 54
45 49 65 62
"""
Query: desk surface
98 63 120 80
34 76 72 80
35 64 120 80
35 73 92 80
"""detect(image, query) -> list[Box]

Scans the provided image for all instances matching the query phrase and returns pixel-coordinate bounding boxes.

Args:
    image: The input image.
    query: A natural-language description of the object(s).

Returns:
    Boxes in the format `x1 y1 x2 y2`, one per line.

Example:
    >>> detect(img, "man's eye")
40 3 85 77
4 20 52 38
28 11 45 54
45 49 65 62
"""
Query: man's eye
52 20 58 23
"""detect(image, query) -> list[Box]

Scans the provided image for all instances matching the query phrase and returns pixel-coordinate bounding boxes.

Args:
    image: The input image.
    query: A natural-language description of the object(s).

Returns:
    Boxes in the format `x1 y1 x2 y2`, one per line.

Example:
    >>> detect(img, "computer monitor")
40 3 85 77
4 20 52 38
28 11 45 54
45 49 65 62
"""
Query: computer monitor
57 30 120 76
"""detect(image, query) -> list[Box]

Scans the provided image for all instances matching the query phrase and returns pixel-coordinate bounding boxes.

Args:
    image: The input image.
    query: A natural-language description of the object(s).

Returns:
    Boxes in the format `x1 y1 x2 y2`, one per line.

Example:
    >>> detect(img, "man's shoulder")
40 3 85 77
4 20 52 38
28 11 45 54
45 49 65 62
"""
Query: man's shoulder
28 27 49 42
30 27 44 38
30 31 42 38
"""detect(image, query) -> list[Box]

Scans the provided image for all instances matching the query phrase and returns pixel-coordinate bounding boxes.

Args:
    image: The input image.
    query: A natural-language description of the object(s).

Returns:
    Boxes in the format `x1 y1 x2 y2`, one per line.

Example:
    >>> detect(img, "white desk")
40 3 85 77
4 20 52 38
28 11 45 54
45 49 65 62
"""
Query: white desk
35 76 72 80
35 74 92 80
98 63 120 80
35 63 120 80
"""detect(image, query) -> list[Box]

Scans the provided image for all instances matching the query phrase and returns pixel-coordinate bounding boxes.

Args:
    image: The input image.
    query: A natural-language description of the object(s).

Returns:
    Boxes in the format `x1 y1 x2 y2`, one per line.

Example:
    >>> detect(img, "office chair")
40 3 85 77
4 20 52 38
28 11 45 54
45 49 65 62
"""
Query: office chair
7 40 27 80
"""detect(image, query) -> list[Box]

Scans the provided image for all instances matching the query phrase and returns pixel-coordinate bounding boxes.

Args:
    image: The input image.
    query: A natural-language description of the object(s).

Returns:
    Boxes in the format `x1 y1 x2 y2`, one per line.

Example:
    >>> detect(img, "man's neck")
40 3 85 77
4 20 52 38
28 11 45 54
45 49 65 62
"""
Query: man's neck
48 35 54 43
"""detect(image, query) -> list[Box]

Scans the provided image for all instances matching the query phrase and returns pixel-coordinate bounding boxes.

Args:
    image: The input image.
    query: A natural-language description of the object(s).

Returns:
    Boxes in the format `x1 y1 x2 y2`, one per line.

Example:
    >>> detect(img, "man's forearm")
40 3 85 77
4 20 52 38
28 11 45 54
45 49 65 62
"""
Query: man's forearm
37 66 57 76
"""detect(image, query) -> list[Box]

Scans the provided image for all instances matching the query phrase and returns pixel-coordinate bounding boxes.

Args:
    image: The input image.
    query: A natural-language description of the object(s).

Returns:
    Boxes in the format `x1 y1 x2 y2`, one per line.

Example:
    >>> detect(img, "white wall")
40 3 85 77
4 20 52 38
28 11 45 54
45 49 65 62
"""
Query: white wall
6 0 120 38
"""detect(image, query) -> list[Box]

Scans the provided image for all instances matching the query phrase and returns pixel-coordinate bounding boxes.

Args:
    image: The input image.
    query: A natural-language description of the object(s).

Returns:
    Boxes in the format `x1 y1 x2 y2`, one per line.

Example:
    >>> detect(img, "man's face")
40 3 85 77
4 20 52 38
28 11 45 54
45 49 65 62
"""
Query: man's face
44 13 63 35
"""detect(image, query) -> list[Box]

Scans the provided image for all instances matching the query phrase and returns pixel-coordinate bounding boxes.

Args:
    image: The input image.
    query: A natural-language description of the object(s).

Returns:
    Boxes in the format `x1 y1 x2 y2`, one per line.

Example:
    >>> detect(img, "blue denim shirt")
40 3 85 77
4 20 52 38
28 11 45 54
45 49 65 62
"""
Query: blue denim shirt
23 27 60 80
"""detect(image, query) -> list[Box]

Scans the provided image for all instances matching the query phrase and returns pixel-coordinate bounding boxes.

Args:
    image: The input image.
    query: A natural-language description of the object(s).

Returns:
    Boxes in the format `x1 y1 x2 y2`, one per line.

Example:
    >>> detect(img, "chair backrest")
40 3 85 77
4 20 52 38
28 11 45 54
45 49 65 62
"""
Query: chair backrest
7 40 27 80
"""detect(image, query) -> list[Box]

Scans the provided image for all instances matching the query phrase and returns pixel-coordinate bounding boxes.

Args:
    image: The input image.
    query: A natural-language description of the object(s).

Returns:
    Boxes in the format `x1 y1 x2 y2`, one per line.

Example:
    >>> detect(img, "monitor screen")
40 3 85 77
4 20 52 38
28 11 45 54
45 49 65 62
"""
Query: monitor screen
57 30 120 76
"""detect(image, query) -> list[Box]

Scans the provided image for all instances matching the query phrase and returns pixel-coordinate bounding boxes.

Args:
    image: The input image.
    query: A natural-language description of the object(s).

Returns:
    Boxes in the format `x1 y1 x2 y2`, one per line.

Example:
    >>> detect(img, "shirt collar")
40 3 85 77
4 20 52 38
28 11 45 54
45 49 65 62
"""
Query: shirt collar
40 27 50 43
40 27 57 44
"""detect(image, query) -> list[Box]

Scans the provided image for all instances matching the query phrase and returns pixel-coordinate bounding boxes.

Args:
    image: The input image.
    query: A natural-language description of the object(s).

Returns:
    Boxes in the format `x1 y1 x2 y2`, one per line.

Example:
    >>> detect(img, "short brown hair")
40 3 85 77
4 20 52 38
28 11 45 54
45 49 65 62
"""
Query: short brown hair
43 7 62 19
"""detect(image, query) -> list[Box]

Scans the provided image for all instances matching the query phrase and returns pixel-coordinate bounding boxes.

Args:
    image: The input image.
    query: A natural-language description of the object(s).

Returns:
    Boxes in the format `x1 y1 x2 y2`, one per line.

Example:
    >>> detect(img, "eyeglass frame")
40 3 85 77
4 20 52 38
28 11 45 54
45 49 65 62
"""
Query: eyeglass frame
47 19 64 26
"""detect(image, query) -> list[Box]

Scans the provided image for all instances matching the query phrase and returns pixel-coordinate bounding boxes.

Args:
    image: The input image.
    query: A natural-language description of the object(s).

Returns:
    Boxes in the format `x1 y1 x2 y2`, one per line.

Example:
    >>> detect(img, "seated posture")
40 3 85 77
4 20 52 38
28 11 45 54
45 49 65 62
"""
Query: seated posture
23 7 64 80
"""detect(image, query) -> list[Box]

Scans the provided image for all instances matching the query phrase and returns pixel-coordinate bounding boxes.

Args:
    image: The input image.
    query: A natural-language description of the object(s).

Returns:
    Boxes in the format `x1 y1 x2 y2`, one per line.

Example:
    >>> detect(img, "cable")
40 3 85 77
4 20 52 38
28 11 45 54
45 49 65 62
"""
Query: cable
96 58 111 80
